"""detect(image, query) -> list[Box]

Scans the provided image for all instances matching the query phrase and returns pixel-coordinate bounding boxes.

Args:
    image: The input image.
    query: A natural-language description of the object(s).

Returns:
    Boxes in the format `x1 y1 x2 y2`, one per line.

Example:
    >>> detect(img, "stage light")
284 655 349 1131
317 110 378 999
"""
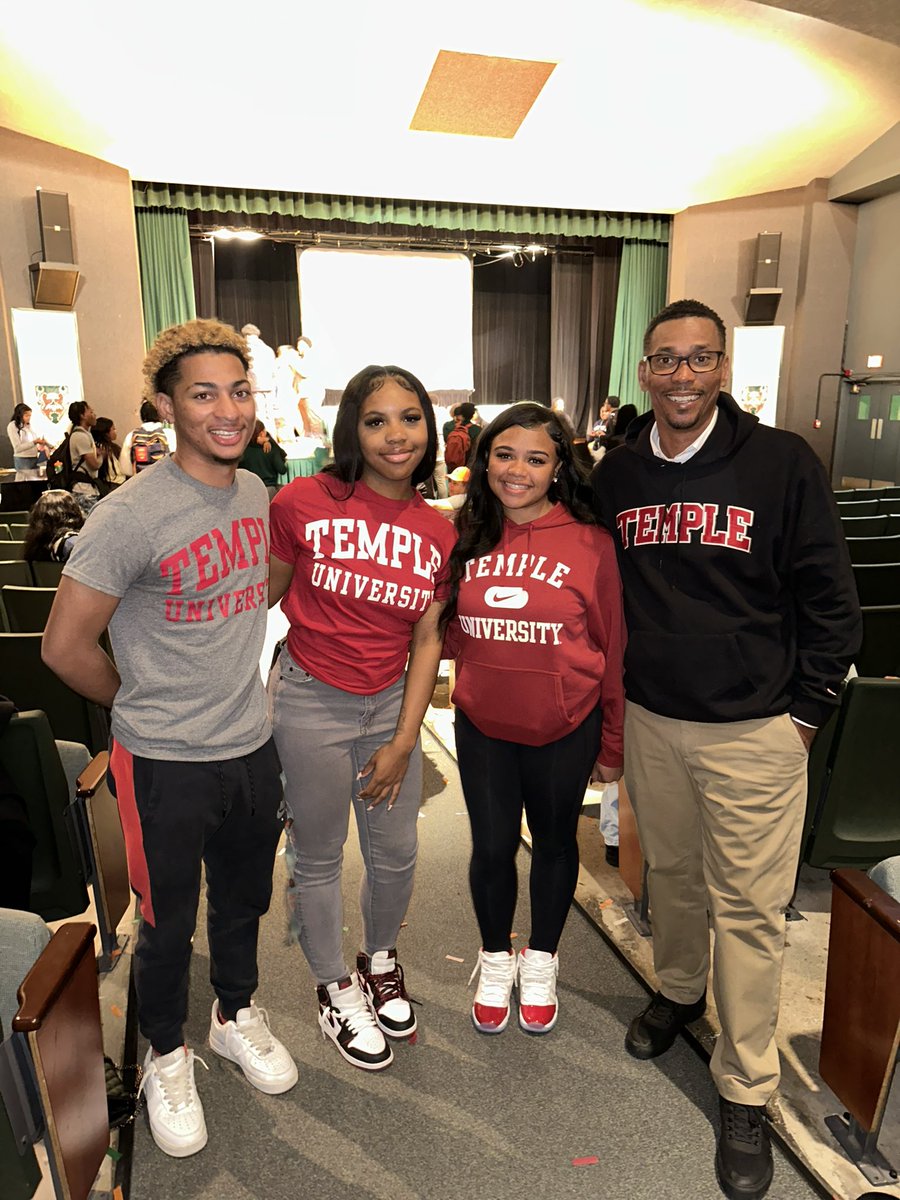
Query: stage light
210 228 265 242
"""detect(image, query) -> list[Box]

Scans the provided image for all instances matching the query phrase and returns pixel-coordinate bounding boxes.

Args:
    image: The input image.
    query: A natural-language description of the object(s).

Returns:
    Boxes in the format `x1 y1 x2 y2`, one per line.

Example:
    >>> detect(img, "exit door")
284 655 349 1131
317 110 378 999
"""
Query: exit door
833 380 900 487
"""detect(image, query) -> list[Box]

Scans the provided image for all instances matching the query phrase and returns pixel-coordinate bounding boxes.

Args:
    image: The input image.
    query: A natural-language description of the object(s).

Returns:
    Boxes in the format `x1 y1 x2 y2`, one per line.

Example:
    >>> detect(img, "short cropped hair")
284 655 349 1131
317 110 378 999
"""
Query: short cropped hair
643 299 727 353
143 319 250 402
140 400 160 423
456 401 476 423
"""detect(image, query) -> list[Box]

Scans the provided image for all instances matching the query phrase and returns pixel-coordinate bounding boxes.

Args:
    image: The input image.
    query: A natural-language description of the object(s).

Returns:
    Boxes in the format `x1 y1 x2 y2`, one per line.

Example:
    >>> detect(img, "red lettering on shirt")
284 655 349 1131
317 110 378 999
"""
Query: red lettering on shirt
160 547 191 595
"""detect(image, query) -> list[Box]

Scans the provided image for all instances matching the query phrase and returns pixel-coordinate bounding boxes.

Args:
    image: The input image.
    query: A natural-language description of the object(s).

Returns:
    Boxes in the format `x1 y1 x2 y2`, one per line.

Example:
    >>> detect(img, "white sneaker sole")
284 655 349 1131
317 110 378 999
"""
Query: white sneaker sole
518 1009 558 1035
146 1112 208 1158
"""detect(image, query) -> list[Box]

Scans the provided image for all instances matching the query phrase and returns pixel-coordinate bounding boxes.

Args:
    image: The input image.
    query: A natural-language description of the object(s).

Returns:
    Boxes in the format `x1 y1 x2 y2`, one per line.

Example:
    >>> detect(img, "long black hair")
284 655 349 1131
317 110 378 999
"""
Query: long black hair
324 364 438 493
440 402 595 631
11 403 31 430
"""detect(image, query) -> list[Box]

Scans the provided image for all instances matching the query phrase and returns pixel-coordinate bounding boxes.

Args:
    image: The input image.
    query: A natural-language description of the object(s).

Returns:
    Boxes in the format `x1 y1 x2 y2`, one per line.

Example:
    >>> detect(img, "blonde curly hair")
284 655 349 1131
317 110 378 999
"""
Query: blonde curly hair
142 319 250 402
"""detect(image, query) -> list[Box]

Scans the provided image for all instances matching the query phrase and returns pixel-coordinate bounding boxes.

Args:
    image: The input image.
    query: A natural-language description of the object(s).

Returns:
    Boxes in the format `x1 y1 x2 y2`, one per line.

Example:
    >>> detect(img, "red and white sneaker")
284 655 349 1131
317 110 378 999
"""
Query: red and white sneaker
468 949 517 1034
517 948 559 1034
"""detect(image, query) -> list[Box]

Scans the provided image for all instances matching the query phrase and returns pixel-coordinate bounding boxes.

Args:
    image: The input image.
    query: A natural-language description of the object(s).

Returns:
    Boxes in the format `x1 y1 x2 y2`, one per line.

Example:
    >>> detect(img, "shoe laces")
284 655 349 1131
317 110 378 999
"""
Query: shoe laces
235 1007 276 1057
366 962 409 1007
468 952 516 1004
645 993 683 1029
723 1103 764 1150
330 989 378 1037
517 953 557 1003
138 1050 208 1114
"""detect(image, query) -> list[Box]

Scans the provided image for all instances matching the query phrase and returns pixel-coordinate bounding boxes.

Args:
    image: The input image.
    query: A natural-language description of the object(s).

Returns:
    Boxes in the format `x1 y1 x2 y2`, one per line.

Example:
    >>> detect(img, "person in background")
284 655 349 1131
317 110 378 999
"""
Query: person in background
91 418 127 494
241 324 278 430
444 401 480 472
442 402 625 1037
121 401 172 477
590 403 637 464
592 298 861 1200
66 401 102 515
22 489 85 562
594 395 620 436
240 419 289 500
267 364 457 1072
43 318 297 1161
6 404 51 481
425 465 470 519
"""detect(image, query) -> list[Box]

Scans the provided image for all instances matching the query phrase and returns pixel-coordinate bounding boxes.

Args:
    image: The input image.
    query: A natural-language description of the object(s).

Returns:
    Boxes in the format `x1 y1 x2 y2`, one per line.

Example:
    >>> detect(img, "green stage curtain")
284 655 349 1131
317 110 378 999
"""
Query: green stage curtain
607 240 669 413
135 209 197 347
133 183 669 244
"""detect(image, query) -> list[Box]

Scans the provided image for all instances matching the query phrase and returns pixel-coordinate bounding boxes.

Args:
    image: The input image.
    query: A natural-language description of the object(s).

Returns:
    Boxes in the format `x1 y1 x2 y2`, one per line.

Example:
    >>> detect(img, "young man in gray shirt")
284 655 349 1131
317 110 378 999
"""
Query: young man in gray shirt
43 319 297 1159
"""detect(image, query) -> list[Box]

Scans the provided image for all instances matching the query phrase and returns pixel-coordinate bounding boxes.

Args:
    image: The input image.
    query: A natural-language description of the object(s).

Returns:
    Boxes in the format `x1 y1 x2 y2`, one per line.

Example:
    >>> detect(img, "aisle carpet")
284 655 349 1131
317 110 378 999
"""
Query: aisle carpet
129 728 822 1200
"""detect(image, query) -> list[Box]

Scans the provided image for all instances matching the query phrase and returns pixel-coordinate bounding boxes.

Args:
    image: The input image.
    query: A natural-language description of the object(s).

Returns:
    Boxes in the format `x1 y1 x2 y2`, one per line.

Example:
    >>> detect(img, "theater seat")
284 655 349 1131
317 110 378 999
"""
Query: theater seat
0 563 32 588
0 711 128 966
0 587 56 633
802 678 900 871
0 634 109 754
29 563 64 588
856 606 900 678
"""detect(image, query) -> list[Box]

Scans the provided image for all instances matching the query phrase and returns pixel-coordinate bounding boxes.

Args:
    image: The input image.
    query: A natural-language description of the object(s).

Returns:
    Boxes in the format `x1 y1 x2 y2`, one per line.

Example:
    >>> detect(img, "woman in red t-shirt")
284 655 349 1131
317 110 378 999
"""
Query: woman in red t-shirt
268 365 457 1072
441 402 626 1037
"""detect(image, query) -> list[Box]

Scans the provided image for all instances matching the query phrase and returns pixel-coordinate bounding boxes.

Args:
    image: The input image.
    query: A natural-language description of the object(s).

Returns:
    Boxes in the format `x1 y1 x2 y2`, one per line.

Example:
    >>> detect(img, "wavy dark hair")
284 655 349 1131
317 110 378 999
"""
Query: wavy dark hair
324 365 438 494
11 403 32 430
439 402 595 631
91 417 122 457
23 490 84 562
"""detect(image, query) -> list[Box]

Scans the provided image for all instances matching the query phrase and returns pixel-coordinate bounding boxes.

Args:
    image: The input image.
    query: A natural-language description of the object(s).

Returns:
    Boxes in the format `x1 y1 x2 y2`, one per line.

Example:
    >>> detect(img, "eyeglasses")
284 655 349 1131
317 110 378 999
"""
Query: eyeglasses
643 351 725 376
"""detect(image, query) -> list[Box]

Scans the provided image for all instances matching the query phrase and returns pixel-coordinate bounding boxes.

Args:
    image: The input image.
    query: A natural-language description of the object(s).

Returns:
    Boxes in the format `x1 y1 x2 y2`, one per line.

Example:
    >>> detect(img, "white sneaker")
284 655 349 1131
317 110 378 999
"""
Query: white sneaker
468 949 517 1034
317 978 393 1070
138 1046 208 1158
517 948 559 1034
208 1001 298 1094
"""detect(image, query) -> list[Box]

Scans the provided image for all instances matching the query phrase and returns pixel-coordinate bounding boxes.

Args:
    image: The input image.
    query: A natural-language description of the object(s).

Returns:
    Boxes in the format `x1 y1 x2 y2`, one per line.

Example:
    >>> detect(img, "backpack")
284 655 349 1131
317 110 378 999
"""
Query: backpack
444 424 471 471
131 427 169 472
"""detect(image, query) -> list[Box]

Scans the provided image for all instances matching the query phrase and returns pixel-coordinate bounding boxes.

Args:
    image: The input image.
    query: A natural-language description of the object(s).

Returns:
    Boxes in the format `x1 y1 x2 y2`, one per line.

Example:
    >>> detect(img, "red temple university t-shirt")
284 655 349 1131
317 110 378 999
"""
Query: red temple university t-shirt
270 475 457 694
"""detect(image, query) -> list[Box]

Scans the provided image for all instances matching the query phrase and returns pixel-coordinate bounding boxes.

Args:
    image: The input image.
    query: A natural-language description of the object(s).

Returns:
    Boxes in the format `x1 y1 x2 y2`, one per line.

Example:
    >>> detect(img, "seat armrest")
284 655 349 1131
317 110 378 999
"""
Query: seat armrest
75 751 109 799
12 923 96 1033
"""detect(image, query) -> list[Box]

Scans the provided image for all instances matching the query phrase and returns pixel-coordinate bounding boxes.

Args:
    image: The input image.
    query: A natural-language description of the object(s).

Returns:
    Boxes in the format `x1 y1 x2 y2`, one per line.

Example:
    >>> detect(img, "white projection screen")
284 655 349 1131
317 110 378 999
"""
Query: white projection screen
297 248 473 397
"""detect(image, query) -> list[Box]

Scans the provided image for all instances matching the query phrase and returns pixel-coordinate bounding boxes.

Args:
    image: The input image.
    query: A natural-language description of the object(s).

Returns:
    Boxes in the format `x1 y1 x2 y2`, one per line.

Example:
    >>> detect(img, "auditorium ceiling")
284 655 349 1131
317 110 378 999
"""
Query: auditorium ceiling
1 0 899 213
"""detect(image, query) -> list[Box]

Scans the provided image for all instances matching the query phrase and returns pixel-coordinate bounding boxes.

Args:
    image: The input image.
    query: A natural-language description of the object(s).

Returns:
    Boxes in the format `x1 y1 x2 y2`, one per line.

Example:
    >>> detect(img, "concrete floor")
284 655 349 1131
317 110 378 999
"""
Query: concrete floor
426 699 900 1200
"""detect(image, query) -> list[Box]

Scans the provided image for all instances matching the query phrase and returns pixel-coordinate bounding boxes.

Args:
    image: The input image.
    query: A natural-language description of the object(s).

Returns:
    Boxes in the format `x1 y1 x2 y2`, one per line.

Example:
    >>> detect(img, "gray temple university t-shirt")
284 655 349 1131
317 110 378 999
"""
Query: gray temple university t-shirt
64 456 271 761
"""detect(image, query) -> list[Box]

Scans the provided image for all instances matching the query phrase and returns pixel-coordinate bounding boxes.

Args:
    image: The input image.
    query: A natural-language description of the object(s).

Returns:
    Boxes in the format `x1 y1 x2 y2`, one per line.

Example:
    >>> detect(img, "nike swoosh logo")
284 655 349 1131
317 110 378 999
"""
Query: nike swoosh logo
484 586 529 609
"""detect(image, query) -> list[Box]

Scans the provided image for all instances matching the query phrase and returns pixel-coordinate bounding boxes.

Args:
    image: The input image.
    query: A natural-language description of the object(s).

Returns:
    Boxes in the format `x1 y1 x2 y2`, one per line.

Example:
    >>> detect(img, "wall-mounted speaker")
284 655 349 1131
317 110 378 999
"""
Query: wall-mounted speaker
36 189 75 263
753 232 781 289
29 261 80 308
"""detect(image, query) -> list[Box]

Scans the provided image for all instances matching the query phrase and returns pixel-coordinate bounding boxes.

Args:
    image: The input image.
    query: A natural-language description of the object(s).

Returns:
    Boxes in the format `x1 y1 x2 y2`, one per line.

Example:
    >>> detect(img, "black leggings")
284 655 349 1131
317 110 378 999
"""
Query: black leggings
455 704 603 955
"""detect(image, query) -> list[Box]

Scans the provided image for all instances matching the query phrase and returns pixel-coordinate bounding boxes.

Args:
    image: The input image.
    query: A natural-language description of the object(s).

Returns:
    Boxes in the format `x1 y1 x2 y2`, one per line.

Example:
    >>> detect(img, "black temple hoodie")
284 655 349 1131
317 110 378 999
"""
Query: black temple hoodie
592 392 861 727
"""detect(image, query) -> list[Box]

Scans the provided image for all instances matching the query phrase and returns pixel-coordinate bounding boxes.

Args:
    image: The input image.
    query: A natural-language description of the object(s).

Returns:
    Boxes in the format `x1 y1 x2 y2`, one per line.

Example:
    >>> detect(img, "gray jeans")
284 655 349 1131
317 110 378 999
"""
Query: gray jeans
268 646 422 984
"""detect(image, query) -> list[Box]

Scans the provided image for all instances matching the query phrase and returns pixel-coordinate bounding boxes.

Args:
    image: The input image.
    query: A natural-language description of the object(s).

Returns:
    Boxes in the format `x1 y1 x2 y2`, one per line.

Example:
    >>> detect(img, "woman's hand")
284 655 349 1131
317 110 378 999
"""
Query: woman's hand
591 761 623 784
357 737 415 810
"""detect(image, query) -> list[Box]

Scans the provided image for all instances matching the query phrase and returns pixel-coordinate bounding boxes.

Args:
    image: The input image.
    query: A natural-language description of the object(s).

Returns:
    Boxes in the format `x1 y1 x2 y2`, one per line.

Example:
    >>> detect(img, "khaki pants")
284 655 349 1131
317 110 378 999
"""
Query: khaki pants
624 701 808 1104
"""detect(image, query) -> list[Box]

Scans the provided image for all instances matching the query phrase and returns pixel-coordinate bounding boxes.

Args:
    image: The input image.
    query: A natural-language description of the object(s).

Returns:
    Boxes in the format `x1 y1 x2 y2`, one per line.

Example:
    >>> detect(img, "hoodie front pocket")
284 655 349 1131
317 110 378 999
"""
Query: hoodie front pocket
452 659 572 745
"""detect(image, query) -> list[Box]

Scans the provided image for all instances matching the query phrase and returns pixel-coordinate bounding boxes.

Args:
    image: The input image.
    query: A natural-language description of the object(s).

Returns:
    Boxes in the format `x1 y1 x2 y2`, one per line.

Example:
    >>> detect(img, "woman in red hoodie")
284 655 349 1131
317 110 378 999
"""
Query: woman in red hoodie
442 402 625 1036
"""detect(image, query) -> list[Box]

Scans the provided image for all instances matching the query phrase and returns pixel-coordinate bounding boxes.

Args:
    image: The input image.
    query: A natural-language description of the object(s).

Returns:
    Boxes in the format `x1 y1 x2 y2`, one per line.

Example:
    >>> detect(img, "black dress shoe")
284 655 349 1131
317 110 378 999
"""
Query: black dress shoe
715 1098 773 1199
624 989 706 1059
605 844 619 868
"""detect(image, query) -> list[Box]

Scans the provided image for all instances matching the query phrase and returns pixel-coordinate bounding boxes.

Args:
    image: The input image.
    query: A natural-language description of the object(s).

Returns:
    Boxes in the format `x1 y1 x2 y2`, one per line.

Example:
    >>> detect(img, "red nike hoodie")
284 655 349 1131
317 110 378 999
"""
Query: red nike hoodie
449 504 625 765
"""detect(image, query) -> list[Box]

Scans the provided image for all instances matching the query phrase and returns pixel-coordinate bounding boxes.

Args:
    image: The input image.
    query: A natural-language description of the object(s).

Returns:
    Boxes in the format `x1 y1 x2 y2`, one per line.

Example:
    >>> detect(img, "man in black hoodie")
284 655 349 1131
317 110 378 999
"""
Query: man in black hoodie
592 299 860 1200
